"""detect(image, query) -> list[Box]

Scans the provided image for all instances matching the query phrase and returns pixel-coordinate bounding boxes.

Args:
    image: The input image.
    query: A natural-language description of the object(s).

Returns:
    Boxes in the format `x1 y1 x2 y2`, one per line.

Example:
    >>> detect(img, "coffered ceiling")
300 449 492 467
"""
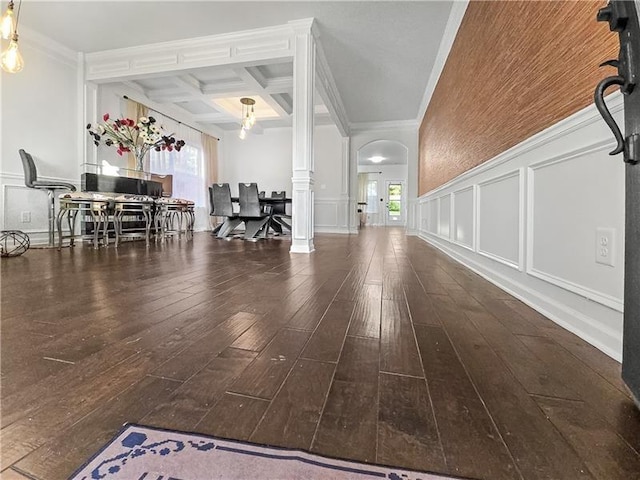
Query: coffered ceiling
20 1 455 128
123 62 293 130
113 61 332 131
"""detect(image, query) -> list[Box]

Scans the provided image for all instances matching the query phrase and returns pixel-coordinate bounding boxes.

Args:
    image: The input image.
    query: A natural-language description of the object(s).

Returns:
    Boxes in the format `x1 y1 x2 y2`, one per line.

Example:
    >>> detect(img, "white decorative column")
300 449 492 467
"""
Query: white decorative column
290 22 316 253
340 136 351 231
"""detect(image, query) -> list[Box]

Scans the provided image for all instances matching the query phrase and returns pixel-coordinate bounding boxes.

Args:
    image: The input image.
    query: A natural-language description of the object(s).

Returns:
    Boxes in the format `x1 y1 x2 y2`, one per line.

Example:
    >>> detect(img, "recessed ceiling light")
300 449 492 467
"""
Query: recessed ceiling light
369 156 385 163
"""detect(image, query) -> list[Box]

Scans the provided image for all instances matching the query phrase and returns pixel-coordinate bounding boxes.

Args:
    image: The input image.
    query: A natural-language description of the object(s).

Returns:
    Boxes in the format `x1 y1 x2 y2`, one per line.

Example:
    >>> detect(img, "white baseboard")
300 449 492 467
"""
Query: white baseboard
419 232 621 362
314 226 351 235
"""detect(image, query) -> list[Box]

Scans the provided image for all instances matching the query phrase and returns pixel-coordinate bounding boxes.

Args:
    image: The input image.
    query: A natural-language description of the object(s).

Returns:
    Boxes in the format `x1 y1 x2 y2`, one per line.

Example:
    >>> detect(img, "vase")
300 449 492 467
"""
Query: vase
135 154 145 172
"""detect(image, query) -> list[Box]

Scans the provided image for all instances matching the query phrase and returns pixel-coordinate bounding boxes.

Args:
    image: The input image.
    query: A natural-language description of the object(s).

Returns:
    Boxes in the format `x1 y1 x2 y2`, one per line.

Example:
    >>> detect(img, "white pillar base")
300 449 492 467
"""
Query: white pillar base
290 240 315 254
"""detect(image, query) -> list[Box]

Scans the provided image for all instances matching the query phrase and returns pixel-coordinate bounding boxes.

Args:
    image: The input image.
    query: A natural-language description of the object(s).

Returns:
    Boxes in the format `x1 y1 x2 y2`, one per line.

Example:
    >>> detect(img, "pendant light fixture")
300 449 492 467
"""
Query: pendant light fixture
1 0 23 74
238 97 256 139
0 1 14 39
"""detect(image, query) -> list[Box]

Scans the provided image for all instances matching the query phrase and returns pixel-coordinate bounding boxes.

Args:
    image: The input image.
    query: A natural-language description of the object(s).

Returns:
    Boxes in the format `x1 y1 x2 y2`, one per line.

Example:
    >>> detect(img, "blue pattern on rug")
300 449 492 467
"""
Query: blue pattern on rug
73 425 451 480
84 432 215 480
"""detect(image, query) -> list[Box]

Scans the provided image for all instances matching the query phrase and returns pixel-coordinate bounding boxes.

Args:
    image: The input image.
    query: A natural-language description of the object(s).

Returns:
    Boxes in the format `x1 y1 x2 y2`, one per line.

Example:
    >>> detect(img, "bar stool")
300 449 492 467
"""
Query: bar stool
57 192 112 249
113 194 155 247
20 149 76 247
154 198 195 241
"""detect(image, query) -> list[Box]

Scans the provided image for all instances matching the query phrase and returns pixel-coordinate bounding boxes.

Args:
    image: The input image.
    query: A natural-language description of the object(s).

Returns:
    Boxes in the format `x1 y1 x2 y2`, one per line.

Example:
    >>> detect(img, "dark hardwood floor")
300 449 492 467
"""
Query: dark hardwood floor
1 228 639 480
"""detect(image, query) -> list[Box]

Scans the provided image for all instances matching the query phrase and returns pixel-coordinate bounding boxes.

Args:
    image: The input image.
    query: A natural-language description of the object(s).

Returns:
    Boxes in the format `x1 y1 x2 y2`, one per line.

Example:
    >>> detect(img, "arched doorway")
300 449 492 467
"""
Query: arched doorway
356 140 409 227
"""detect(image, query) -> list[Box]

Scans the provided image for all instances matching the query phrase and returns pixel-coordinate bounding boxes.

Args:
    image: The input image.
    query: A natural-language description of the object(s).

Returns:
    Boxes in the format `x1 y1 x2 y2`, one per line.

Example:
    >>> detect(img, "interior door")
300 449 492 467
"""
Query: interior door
596 1 640 404
385 181 405 225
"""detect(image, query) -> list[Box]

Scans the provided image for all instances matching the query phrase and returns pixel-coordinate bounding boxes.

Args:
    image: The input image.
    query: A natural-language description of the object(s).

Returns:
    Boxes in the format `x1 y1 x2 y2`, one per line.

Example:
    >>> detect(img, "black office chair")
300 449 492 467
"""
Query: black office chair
239 183 270 241
210 183 242 239
20 149 76 247
271 190 291 232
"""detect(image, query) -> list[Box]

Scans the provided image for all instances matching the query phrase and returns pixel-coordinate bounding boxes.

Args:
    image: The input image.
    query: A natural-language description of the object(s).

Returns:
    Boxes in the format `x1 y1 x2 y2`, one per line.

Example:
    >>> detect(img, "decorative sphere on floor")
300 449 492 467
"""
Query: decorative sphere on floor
0 230 30 257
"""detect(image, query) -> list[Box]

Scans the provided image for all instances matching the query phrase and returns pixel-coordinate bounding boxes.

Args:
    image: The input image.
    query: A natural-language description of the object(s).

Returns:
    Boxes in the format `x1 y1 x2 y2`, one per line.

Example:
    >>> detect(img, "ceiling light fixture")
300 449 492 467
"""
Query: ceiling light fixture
369 156 385 163
0 1 14 39
238 97 256 139
1 0 23 73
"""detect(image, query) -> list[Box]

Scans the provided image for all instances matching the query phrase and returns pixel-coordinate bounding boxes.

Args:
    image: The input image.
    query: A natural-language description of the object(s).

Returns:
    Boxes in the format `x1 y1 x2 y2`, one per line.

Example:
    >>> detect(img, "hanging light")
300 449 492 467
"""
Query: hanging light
0 1 14 39
1 33 22 73
1 0 23 74
239 97 256 137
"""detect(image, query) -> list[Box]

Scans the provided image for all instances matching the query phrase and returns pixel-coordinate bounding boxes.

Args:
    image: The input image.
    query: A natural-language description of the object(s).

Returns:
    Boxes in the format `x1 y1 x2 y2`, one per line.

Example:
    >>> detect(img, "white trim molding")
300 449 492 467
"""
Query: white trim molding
350 119 418 132
84 22 302 82
415 1 469 125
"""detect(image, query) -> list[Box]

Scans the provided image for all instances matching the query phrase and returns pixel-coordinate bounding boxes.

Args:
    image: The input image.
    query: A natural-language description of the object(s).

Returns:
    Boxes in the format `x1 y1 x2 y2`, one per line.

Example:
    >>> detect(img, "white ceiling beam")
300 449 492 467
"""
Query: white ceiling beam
201 80 249 95
147 92 200 103
233 67 291 119
192 113 237 122
263 76 293 94
173 74 205 96
314 39 349 137
122 80 147 95
270 93 293 116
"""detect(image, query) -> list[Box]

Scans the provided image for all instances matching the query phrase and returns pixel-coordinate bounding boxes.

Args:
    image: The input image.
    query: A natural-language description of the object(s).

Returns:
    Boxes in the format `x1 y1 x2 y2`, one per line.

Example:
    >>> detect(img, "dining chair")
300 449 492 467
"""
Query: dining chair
210 183 242 239
20 149 76 247
238 183 270 241
271 190 291 232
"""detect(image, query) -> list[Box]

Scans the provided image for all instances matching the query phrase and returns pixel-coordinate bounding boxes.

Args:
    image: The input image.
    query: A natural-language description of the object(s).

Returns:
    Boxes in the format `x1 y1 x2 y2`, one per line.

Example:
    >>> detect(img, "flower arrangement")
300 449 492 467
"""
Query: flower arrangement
87 113 185 171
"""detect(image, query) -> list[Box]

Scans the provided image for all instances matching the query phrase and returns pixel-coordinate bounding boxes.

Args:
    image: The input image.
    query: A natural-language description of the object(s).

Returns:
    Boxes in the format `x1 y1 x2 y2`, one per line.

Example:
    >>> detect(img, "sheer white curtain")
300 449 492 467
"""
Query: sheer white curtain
149 115 211 230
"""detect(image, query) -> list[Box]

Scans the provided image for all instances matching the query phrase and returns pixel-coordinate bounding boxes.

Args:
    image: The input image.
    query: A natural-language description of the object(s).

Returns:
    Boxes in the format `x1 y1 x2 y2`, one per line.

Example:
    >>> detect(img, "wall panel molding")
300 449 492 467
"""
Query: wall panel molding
526 140 624 312
476 170 522 270
415 95 625 361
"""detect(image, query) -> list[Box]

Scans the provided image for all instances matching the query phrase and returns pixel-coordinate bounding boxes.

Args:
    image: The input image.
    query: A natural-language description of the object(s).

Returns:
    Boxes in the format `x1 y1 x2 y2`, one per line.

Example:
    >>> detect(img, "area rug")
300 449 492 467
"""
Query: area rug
70 424 462 480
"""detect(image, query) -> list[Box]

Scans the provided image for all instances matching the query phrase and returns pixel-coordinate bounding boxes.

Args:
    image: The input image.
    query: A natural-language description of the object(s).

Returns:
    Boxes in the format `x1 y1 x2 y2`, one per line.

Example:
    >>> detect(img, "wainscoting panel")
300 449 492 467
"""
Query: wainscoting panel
315 200 339 228
0 173 82 244
477 171 521 269
528 142 624 312
314 198 350 234
438 194 451 239
416 94 625 361
428 199 438 235
453 186 474 250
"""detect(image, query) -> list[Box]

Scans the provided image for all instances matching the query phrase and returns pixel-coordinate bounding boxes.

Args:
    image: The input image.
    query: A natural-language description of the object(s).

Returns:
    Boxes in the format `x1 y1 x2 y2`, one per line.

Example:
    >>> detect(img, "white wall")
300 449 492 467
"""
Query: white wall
221 127 293 198
350 126 418 233
220 123 348 233
417 93 625 361
358 164 408 226
0 31 80 243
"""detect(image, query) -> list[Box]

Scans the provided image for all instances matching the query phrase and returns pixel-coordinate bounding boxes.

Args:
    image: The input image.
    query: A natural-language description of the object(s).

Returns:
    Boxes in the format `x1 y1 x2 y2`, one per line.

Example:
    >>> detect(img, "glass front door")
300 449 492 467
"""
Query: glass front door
386 181 404 225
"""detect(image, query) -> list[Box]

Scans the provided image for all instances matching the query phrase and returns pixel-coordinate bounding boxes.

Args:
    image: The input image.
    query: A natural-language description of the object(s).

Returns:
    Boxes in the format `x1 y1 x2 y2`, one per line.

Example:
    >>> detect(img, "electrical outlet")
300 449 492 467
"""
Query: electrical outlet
20 211 31 223
596 227 615 267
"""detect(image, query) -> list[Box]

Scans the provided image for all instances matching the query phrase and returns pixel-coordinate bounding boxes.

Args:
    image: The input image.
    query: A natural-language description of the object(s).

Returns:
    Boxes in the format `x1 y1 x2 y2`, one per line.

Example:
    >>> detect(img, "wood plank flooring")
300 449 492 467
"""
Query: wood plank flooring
1 228 639 480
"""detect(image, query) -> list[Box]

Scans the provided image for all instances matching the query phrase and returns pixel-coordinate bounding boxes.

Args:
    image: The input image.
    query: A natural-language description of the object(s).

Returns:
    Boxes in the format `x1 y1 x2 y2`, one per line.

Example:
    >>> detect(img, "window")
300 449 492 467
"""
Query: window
150 144 205 207
366 180 378 214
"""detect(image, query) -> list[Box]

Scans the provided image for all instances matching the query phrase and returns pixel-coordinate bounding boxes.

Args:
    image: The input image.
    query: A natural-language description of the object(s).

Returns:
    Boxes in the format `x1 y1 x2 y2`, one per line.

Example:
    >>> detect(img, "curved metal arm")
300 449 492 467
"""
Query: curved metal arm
594 75 626 155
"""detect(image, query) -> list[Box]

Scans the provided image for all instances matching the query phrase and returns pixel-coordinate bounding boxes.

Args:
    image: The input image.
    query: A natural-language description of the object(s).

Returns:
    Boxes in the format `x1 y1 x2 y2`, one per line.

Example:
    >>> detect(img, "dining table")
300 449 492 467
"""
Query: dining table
229 196 292 234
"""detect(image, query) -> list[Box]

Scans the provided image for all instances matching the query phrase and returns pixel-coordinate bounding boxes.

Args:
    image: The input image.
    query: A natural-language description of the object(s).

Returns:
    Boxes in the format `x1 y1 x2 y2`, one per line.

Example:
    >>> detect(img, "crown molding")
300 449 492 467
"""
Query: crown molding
16 25 79 68
349 119 418 132
288 18 316 36
415 0 468 127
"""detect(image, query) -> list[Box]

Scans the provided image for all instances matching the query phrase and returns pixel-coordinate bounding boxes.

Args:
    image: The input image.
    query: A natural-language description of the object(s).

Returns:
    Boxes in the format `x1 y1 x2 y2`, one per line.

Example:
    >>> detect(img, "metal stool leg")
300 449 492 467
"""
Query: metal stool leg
47 189 56 247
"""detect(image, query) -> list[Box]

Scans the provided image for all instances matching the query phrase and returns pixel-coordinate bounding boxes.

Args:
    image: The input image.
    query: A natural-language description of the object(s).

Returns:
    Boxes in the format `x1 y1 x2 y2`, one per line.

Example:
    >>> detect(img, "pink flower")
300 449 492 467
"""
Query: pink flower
103 113 109 121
